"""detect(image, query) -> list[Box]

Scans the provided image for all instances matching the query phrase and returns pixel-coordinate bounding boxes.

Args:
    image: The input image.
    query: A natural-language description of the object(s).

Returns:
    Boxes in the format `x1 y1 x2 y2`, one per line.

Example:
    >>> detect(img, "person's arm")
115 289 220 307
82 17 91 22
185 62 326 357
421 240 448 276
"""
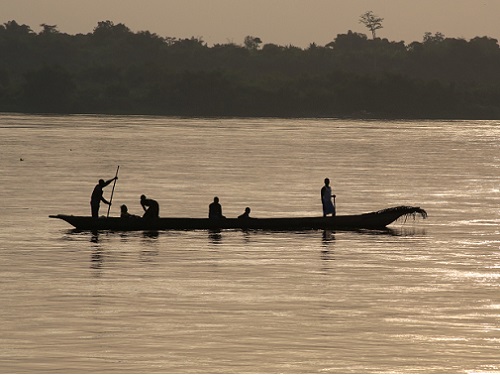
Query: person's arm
103 177 118 187
101 196 111 205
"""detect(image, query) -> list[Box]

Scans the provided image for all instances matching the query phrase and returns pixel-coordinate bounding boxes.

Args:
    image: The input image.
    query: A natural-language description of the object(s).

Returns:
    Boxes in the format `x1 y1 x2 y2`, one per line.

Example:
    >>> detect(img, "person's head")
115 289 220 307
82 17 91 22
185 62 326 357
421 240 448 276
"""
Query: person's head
213 196 219 203
98 179 105 186
120 204 128 213
140 194 146 202
245 207 251 213
324 178 330 186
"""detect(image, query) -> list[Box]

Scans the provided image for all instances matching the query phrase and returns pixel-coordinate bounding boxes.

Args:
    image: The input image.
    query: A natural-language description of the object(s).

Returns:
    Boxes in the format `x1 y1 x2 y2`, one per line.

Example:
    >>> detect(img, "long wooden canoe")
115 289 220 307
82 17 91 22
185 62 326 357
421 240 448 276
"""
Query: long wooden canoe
49 206 427 231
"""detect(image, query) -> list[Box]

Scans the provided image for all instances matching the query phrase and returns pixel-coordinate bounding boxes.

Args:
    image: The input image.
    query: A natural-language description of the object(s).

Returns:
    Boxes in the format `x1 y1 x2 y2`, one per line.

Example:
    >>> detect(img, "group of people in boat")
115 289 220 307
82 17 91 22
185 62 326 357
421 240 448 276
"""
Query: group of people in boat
120 196 161 219
90 176 160 219
91 176 336 219
207 196 251 219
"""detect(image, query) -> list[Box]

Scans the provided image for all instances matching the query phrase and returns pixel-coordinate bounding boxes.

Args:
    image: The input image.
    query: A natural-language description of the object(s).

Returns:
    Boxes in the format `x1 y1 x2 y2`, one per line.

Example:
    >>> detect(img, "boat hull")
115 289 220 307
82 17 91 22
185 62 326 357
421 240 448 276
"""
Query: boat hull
49 206 427 231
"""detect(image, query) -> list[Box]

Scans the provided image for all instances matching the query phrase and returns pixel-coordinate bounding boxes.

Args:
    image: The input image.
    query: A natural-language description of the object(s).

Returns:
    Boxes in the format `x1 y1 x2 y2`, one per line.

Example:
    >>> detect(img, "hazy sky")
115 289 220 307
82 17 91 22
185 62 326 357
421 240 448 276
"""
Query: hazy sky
1 0 500 47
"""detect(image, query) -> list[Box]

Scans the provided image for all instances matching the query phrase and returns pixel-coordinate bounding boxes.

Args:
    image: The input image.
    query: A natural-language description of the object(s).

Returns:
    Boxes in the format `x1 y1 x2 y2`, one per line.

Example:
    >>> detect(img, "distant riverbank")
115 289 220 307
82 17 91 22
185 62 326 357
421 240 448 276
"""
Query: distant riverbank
2 21 500 119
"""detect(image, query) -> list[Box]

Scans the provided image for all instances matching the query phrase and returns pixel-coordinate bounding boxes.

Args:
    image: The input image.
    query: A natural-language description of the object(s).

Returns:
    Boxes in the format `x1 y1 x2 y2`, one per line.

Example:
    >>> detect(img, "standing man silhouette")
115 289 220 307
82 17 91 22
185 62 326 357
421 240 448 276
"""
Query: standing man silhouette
90 176 118 218
321 178 336 217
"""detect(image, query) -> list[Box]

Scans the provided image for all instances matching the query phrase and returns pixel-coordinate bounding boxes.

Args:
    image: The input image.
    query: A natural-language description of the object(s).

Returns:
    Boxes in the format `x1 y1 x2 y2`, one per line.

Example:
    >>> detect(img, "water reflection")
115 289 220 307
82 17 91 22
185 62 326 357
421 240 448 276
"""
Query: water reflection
322 230 336 244
90 249 104 271
90 230 99 243
241 229 253 244
139 248 159 263
389 226 428 237
142 230 159 239
140 231 160 262
64 229 162 270
208 229 222 243
345 227 427 237
320 230 336 270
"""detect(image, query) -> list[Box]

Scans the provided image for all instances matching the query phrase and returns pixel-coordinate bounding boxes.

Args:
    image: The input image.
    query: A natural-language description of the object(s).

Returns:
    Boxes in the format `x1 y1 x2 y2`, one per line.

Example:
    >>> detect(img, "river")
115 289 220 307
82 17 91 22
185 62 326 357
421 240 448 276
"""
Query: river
0 114 499 373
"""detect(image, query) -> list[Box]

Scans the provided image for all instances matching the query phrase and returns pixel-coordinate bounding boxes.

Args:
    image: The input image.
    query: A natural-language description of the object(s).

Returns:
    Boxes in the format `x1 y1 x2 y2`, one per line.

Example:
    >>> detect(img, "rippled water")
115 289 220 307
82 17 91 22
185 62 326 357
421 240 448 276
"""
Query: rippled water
0 114 499 373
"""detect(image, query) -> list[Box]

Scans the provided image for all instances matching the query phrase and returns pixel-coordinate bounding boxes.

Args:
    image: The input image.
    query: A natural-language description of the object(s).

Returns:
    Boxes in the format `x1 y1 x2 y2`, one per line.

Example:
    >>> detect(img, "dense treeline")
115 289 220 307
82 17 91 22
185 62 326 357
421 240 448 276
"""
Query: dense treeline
2 20 500 118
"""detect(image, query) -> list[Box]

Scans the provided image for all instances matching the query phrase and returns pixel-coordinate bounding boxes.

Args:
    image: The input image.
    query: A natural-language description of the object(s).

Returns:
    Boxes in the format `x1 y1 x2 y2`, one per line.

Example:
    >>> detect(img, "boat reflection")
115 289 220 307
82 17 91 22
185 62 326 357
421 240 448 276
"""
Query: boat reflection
142 230 159 239
90 230 99 243
321 230 336 271
69 228 162 239
90 249 104 272
208 229 222 243
64 226 426 243
322 229 336 243
388 226 427 236
346 227 427 236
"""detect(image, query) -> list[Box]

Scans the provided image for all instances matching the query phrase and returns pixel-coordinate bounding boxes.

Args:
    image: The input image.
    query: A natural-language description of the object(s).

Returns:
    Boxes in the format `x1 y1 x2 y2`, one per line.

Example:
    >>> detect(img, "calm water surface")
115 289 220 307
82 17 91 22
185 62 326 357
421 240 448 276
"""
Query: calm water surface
0 114 499 373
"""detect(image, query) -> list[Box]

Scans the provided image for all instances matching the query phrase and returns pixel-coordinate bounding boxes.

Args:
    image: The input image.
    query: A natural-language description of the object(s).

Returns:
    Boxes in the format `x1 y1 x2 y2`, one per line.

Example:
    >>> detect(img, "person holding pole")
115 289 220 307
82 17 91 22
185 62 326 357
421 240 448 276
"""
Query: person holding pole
90 174 118 218
321 178 336 217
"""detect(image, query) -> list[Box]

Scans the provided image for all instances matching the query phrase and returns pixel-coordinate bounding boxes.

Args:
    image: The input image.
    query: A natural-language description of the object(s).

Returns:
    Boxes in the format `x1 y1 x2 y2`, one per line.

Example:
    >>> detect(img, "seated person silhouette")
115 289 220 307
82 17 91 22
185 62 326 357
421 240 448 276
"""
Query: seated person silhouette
238 207 251 219
120 204 140 219
140 194 160 219
208 196 225 219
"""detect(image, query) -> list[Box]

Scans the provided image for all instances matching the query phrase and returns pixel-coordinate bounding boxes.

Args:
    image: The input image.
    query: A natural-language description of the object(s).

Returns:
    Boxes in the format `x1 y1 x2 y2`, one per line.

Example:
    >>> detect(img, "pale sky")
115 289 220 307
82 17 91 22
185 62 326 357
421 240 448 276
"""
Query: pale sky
1 0 499 47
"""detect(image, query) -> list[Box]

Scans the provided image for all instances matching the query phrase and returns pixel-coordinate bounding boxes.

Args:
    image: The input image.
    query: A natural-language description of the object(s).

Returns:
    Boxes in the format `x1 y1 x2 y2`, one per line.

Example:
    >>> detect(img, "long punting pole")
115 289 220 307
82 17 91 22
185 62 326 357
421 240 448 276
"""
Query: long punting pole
107 165 120 218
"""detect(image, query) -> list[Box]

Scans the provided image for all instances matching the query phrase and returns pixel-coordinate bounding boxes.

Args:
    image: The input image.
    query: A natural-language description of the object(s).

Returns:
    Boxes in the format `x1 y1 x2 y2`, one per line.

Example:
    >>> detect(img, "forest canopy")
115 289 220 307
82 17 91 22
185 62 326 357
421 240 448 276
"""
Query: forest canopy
1 20 500 119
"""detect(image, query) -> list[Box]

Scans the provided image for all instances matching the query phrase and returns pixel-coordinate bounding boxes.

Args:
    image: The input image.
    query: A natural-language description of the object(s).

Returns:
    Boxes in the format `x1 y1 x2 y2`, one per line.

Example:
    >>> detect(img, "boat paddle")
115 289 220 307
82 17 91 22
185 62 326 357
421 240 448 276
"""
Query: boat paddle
107 165 120 218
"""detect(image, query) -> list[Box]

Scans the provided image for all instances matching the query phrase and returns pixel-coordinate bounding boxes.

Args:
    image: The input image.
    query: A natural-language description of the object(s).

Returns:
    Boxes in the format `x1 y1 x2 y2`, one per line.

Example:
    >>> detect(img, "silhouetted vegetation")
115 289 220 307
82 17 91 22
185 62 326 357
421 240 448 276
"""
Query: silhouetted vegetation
359 11 384 39
2 20 500 118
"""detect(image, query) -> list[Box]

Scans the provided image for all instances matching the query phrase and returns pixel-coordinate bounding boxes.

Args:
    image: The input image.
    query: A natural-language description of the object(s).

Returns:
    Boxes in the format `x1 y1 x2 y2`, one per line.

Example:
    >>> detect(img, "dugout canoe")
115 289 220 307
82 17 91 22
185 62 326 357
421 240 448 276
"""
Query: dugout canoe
49 206 427 231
